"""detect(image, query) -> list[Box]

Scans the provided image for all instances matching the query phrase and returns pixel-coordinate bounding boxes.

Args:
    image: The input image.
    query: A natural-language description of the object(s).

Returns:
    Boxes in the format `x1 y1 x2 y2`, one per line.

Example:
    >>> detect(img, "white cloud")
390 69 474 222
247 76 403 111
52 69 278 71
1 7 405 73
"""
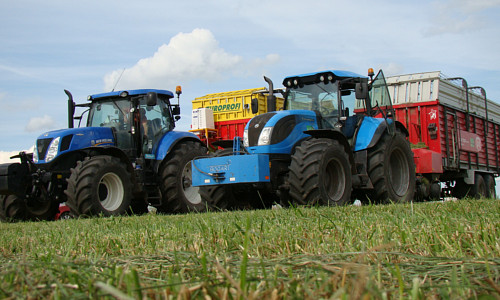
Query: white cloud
104 28 280 91
376 63 406 77
425 0 500 35
454 0 500 12
0 146 34 164
0 151 19 163
25 115 56 132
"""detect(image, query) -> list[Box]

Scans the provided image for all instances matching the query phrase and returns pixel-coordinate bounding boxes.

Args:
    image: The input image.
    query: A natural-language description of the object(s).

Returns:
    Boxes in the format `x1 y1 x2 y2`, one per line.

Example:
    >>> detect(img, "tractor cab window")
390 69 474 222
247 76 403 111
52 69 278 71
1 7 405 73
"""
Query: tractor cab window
287 82 339 128
340 90 356 117
139 96 174 155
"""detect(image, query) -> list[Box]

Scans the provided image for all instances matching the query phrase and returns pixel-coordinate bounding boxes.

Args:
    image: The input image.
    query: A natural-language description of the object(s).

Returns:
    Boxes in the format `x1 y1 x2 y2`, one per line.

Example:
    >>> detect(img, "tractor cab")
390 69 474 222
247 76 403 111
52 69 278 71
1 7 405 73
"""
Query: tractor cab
84 89 178 159
283 69 394 140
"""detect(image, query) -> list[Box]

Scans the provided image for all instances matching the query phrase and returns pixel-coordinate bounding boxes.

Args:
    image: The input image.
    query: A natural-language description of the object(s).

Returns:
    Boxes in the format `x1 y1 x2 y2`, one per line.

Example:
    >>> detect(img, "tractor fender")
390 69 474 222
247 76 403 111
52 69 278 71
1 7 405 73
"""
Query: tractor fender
155 131 203 162
304 129 356 174
53 146 135 174
354 118 408 151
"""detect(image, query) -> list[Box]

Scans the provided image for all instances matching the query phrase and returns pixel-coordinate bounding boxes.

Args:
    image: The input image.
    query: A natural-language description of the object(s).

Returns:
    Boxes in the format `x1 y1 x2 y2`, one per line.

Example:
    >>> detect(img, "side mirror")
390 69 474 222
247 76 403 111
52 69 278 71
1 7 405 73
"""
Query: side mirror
146 92 158 106
251 98 259 114
355 82 368 99
171 105 180 116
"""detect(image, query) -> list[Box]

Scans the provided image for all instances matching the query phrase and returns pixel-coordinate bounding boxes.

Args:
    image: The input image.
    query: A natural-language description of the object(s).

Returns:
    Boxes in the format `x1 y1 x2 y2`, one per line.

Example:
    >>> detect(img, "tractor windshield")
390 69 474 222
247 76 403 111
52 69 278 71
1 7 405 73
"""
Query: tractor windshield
88 98 131 129
287 82 339 117
88 98 134 149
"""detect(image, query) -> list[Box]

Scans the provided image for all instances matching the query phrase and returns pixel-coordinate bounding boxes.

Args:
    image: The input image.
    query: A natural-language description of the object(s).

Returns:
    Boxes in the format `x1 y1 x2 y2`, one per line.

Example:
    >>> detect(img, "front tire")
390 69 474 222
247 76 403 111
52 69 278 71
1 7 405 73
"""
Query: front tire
66 156 133 217
157 141 208 213
288 138 352 206
366 132 416 203
0 193 59 222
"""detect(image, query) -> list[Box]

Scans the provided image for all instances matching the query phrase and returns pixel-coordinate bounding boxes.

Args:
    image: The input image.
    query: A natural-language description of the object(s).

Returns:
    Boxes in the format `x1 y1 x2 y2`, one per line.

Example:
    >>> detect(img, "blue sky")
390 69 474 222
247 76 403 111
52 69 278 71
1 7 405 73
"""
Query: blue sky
1 0 500 160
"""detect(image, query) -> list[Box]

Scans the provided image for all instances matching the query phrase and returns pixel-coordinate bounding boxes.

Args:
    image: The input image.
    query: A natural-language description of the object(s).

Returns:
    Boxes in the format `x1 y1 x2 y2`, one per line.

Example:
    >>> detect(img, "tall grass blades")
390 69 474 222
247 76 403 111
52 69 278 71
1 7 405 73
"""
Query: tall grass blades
0 199 498 298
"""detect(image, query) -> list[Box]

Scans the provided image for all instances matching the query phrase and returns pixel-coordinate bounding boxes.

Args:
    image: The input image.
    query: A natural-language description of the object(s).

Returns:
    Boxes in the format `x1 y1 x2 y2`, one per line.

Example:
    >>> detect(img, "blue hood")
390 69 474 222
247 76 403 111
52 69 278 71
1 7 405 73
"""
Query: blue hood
35 127 115 163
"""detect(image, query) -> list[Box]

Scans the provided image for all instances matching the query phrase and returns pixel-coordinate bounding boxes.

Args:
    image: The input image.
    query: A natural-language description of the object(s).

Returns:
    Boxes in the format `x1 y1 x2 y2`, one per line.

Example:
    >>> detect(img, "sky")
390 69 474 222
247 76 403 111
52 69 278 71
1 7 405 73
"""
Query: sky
1 0 500 163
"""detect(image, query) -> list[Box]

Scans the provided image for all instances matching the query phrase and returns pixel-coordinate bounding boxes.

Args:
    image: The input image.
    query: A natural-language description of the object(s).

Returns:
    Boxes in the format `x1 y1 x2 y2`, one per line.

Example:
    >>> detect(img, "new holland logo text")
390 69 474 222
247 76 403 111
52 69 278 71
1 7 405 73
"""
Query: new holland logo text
206 103 241 112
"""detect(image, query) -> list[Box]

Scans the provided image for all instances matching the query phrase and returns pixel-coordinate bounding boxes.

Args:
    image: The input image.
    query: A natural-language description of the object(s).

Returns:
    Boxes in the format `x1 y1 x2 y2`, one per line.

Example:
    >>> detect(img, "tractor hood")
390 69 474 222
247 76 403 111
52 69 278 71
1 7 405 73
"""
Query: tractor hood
244 110 318 154
34 127 115 164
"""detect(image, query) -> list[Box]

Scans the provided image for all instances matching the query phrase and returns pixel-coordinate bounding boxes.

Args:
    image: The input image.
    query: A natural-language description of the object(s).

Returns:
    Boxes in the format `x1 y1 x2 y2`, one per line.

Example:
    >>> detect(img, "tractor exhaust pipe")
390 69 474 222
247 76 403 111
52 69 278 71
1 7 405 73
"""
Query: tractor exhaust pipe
65 89 75 128
263 76 276 112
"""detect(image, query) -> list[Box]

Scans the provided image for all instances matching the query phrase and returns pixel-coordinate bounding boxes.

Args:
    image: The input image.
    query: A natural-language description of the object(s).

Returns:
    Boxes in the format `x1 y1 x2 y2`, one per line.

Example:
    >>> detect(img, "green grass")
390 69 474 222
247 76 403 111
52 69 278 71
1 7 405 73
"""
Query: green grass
0 199 499 299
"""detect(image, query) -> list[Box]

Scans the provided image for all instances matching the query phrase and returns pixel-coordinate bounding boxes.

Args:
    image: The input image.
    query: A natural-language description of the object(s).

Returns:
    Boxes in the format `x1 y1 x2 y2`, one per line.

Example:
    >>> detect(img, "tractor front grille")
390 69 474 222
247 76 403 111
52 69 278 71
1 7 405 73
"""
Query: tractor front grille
36 138 53 160
248 113 276 146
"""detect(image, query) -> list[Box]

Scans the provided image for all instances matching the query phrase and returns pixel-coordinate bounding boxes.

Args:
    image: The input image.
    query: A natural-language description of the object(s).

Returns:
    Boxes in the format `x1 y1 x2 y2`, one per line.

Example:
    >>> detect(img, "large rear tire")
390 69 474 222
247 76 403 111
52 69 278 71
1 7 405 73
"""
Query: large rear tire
0 193 59 222
288 138 352 206
366 132 415 203
66 156 133 217
157 141 207 213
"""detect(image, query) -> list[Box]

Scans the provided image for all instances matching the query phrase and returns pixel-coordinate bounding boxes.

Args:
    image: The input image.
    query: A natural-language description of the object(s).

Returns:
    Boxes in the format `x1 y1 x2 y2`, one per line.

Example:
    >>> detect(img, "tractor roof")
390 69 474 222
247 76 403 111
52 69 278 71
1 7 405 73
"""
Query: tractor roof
88 89 174 101
283 70 366 87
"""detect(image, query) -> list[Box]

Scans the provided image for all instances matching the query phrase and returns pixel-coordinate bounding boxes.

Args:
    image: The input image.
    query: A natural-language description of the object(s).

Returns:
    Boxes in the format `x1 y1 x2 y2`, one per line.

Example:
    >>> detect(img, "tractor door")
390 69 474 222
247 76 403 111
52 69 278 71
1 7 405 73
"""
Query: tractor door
368 70 395 133
138 97 175 158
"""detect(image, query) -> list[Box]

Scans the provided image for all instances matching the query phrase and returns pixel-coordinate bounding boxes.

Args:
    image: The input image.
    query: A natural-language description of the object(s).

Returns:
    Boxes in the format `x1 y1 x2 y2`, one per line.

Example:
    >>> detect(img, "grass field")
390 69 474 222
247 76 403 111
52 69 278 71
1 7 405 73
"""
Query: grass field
0 199 499 299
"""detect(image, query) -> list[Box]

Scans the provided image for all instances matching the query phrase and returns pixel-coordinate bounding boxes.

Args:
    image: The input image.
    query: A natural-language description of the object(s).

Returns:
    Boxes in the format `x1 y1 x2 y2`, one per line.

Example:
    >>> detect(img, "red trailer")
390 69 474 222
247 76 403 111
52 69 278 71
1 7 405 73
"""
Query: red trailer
386 71 500 200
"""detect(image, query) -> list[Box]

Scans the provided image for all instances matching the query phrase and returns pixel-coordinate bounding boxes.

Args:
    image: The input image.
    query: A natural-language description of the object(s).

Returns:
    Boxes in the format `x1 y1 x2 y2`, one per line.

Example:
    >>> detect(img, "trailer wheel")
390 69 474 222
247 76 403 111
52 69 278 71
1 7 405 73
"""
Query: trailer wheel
288 138 352 206
366 132 415 203
157 141 208 213
472 174 488 199
452 178 471 199
66 155 133 217
0 194 59 222
429 182 441 201
484 174 497 199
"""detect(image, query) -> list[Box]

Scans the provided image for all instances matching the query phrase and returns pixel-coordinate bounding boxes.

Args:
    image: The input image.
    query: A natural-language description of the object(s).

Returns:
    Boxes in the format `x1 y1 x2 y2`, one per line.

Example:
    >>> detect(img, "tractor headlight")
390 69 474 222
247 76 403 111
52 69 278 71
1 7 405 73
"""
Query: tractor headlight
258 127 273 146
32 144 38 163
243 129 249 147
45 137 60 162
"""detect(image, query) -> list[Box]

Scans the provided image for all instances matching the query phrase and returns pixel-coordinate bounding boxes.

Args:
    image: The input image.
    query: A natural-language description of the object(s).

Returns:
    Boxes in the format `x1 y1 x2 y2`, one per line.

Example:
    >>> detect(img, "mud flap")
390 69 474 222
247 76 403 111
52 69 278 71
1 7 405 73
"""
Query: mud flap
0 163 29 196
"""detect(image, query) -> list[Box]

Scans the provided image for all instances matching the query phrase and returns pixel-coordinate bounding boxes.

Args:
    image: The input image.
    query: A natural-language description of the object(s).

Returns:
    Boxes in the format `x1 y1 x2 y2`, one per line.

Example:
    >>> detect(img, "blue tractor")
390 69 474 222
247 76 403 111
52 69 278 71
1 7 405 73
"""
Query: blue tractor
192 69 415 208
0 88 207 221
